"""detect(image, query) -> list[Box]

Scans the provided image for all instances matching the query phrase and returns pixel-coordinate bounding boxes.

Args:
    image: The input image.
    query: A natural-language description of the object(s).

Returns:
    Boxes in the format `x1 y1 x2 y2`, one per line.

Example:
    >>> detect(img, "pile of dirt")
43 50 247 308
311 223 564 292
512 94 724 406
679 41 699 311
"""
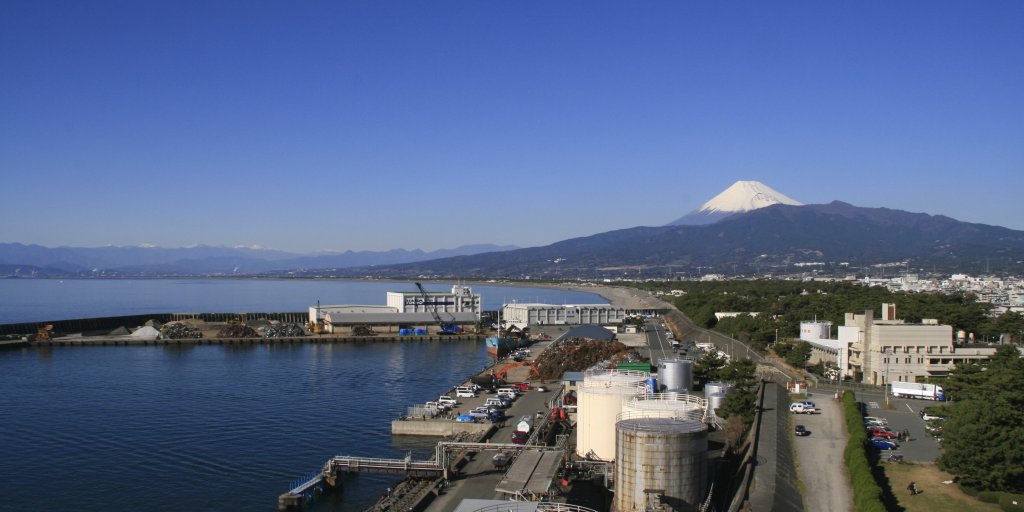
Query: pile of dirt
160 323 204 339
216 324 260 338
534 338 642 380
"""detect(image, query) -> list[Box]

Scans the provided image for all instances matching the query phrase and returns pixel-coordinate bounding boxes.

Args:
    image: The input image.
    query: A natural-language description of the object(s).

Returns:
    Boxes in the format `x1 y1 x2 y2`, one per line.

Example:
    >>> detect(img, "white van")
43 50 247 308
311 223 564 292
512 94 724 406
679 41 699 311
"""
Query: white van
497 388 517 399
456 386 477 398
485 397 507 408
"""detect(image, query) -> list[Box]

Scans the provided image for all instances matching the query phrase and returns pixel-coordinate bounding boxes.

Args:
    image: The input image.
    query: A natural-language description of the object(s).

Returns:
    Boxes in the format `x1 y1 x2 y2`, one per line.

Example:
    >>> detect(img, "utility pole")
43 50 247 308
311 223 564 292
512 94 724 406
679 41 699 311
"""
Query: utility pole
884 347 891 406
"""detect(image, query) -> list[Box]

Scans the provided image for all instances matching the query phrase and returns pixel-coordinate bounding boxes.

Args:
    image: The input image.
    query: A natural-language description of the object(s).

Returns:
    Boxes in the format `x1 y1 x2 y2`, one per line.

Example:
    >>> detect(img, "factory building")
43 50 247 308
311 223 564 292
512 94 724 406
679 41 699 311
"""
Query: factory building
309 305 398 325
843 303 998 384
502 303 625 330
322 312 479 335
800 321 849 378
386 284 481 319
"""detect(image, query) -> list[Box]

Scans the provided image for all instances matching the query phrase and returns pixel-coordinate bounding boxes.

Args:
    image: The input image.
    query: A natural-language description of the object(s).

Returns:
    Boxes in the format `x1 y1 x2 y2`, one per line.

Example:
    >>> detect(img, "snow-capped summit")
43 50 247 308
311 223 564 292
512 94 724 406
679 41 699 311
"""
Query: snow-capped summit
667 180 802 226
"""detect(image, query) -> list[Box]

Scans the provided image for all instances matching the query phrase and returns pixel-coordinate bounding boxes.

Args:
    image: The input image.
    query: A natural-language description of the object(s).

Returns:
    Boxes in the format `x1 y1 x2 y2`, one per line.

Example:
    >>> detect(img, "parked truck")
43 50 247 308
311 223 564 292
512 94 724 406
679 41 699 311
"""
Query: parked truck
890 382 944 401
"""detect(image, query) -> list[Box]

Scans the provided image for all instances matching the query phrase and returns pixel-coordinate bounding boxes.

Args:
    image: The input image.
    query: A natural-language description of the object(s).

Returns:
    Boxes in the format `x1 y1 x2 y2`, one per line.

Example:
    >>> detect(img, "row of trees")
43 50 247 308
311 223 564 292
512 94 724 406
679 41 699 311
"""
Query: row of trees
938 344 1024 492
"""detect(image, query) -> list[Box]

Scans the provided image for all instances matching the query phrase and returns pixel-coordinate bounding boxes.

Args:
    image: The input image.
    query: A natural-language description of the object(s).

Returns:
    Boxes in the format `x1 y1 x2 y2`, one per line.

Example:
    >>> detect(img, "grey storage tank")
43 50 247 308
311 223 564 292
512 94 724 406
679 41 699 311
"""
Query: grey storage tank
658 359 694 393
615 415 708 511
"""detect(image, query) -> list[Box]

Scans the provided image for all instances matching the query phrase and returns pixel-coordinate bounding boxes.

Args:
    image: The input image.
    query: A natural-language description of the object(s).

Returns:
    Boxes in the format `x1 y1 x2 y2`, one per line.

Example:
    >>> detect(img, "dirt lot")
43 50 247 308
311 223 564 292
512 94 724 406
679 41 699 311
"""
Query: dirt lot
882 462 1000 512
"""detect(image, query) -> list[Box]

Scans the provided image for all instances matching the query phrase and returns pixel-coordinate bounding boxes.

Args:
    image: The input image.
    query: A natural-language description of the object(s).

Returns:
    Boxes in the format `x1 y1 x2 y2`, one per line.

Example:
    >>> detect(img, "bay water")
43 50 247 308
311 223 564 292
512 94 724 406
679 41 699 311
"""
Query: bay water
0 279 605 512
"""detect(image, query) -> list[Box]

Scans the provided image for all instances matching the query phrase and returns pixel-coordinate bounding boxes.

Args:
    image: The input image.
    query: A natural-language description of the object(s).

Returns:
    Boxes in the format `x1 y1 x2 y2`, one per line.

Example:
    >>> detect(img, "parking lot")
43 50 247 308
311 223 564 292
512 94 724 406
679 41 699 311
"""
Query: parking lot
820 385 946 462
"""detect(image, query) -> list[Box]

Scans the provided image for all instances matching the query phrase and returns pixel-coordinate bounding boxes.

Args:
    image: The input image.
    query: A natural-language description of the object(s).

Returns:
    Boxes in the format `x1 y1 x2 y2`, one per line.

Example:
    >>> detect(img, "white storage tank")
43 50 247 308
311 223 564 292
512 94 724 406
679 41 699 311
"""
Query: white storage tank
615 416 708 511
622 393 706 422
658 359 694 392
577 369 648 461
707 393 726 412
704 381 733 397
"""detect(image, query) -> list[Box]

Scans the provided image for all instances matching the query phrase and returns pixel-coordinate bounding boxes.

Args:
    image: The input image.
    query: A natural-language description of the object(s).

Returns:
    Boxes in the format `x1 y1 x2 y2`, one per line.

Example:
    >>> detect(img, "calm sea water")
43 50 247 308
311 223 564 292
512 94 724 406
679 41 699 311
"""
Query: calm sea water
0 278 604 324
0 279 605 512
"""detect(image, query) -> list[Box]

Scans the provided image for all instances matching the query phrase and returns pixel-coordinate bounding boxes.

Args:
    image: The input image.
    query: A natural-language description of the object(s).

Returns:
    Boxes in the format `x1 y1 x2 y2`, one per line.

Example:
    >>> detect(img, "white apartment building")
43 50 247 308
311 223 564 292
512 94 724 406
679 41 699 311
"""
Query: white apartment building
842 303 998 385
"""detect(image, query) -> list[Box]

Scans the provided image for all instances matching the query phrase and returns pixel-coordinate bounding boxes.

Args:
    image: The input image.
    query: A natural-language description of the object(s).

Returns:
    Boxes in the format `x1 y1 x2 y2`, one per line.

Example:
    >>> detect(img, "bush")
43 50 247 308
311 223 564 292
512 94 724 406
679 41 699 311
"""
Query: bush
841 390 887 512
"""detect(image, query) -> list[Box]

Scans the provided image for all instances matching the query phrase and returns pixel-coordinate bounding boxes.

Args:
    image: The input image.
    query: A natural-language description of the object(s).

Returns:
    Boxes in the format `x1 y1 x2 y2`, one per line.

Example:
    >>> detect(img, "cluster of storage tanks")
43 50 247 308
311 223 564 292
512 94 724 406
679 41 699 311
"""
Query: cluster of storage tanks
572 364 732 511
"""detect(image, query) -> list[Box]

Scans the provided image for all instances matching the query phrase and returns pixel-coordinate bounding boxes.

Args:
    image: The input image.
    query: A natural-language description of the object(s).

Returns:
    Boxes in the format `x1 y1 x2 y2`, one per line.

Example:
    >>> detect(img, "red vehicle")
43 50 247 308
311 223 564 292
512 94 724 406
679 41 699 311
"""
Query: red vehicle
513 382 530 391
511 431 529 445
868 428 897 439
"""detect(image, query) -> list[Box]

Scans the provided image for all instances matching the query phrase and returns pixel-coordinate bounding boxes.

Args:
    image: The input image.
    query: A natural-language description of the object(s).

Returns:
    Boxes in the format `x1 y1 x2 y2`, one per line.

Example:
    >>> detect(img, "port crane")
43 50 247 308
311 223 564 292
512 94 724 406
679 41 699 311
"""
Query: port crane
414 282 460 335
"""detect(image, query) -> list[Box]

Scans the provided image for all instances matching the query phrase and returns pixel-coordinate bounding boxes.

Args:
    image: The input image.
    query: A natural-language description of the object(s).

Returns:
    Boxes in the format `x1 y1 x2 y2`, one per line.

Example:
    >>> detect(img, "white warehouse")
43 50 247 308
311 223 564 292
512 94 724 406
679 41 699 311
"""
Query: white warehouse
502 303 625 330
386 284 481 320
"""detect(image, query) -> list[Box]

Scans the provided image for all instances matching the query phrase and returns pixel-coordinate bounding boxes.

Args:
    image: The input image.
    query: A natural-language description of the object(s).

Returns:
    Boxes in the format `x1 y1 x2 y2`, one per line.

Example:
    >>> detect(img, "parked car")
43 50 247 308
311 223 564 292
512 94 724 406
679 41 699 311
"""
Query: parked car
868 428 897 439
438 396 458 406
795 425 810 436
536 385 549 392
921 412 946 421
513 382 531 391
455 415 477 423
870 437 898 450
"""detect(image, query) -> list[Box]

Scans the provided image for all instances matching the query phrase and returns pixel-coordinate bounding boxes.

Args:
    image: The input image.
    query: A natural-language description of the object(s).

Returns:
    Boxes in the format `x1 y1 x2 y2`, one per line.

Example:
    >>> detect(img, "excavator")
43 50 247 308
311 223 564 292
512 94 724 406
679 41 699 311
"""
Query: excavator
494 360 541 380
35 324 54 341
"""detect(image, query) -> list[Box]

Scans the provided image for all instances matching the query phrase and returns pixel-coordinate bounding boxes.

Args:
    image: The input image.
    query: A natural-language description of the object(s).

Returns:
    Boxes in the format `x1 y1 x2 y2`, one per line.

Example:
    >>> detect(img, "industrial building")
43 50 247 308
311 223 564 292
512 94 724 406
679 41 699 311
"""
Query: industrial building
306 284 481 335
322 312 478 335
387 284 481 319
501 303 625 330
838 303 998 384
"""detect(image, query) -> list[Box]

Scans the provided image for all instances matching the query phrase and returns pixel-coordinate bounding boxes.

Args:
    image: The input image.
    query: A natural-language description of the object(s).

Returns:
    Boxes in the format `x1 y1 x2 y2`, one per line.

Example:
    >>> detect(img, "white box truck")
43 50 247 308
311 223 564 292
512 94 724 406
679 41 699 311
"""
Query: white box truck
890 382 944 400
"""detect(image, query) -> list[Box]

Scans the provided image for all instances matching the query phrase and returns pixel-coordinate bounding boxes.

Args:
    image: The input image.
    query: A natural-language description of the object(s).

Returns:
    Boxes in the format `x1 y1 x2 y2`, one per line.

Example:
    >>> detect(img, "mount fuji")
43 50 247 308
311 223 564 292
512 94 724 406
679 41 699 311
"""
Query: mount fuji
667 180 803 226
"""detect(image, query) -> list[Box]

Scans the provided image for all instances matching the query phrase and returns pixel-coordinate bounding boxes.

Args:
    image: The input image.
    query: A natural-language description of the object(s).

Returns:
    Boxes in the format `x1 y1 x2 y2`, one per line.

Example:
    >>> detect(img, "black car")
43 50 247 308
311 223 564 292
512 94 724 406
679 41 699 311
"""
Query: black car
795 425 810 436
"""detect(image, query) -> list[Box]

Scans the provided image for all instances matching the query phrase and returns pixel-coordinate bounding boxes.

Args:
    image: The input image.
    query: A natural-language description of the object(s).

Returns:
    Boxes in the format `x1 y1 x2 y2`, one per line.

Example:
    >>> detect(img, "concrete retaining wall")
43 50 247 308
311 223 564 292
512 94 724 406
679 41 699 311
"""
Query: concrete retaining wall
391 419 493 437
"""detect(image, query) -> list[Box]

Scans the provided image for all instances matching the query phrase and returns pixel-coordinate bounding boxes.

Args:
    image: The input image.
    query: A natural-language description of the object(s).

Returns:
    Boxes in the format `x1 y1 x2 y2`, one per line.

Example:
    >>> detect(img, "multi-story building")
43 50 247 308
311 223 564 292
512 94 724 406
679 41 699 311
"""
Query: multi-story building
501 303 625 330
841 303 998 385
386 284 481 319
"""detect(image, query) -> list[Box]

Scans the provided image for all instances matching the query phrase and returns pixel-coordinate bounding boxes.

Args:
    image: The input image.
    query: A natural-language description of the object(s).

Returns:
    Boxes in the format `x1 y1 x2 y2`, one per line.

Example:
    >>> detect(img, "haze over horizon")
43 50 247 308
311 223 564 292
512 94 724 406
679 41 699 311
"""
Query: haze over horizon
3 2 1022 253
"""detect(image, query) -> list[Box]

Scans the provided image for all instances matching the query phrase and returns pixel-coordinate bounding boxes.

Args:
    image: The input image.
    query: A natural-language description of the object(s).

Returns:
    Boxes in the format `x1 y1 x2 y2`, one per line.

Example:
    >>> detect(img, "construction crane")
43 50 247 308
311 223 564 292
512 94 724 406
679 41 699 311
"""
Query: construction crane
414 282 460 335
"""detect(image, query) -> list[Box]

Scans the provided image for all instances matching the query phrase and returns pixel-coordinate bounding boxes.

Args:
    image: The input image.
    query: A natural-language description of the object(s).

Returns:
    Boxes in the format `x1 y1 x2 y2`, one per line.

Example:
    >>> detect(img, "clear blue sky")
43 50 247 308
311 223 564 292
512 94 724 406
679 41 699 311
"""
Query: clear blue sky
2 2 1022 253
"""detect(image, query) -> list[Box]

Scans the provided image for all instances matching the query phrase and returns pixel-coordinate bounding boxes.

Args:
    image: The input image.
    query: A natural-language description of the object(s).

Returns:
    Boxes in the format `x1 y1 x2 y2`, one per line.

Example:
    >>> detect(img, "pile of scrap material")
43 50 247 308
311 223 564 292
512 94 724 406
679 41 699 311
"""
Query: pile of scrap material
533 338 641 380
160 323 204 339
260 324 306 338
216 324 260 338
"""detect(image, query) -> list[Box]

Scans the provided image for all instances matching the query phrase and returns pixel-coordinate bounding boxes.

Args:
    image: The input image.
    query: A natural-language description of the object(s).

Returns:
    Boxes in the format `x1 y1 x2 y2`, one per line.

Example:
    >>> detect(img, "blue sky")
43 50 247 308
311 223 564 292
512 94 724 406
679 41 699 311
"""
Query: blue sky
2 2 1022 253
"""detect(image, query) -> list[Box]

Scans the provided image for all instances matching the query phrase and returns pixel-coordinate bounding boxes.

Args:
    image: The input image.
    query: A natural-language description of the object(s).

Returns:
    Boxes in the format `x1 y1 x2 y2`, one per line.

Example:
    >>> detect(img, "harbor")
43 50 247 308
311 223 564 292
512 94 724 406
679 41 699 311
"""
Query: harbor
0 280 787 512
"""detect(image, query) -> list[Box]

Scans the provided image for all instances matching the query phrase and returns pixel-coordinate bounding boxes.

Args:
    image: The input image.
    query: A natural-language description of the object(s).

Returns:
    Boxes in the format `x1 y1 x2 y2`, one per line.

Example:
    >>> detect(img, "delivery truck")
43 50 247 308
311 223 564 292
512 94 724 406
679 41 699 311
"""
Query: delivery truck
890 382 944 400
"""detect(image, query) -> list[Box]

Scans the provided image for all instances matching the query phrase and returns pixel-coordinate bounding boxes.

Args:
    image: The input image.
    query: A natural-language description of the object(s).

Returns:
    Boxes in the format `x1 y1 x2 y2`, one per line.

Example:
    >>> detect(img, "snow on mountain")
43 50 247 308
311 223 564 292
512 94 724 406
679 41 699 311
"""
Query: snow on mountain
667 180 803 226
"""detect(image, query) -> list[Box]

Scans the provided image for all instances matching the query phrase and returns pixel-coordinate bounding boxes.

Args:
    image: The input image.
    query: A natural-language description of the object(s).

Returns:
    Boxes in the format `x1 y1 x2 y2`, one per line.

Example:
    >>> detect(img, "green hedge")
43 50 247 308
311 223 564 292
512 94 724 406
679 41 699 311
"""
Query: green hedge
841 390 886 512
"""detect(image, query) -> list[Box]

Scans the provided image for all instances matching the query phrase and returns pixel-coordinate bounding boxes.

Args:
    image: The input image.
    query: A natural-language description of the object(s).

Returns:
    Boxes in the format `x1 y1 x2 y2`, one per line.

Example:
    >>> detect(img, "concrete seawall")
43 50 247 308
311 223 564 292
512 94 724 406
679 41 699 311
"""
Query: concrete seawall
391 420 494 437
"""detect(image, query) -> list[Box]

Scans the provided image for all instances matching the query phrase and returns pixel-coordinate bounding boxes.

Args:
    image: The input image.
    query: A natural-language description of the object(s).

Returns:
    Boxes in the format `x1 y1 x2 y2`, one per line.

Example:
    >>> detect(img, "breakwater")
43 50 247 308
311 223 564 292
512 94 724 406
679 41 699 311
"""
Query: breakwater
0 312 309 337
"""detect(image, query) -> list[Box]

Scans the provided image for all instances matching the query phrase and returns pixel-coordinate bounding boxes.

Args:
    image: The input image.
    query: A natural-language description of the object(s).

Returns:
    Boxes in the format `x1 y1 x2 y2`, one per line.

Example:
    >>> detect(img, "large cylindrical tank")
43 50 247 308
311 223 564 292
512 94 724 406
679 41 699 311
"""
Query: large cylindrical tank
622 392 706 422
615 416 708 511
577 369 648 460
704 381 733 397
658 359 693 392
707 393 726 411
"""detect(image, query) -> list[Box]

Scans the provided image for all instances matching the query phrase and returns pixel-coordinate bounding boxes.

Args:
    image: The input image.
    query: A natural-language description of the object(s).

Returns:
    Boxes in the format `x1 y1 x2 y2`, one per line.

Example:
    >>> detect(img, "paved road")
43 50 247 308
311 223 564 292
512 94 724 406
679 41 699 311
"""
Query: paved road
792 394 853 512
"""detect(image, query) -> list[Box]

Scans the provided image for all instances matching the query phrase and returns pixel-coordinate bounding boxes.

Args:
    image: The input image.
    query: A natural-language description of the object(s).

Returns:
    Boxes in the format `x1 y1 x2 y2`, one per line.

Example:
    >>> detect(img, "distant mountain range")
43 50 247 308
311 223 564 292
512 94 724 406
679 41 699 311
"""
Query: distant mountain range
6 181 1024 279
313 200 1024 279
0 243 518 277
